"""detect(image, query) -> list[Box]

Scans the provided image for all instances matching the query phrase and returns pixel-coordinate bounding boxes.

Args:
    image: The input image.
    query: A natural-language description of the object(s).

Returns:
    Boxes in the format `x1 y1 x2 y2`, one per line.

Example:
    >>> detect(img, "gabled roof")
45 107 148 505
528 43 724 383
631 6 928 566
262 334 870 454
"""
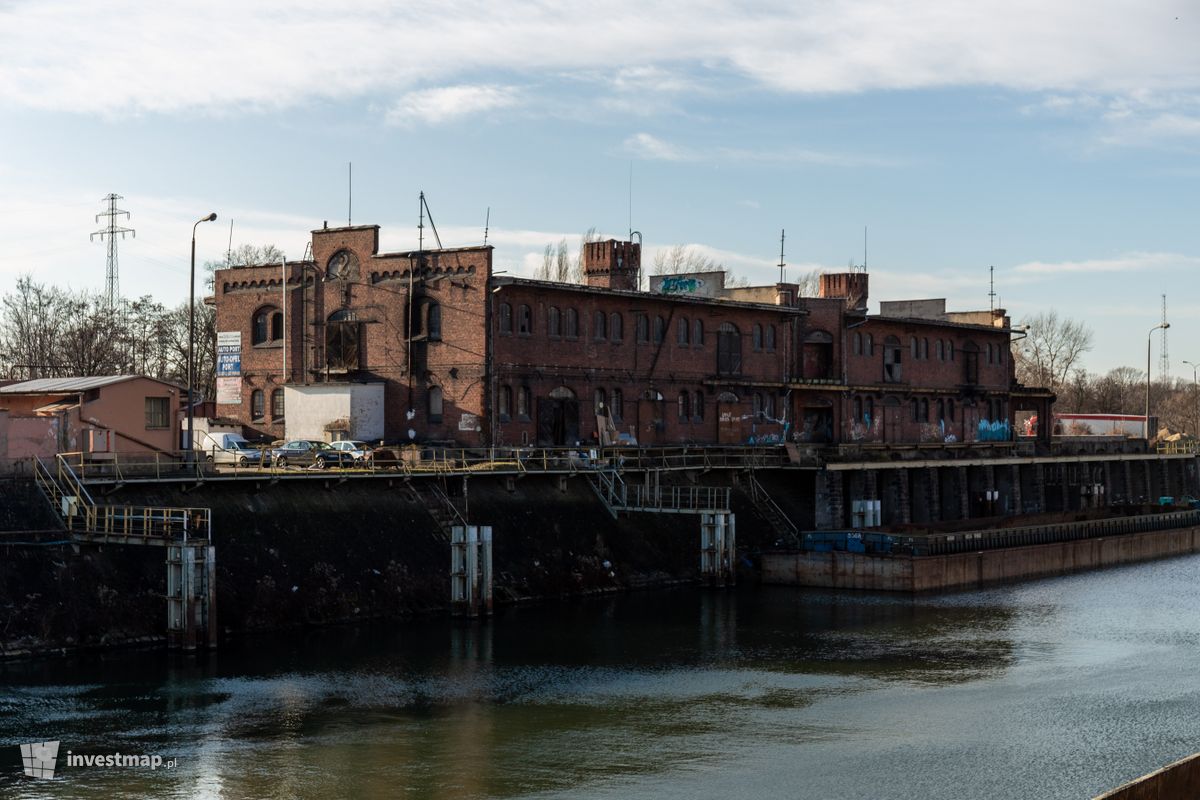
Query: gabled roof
0 375 183 394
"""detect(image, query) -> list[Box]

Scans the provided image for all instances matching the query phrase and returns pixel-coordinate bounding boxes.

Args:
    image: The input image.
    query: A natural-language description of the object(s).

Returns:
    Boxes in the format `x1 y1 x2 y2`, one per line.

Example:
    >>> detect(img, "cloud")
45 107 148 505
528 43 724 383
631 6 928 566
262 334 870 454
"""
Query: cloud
623 132 902 167
2 1 1198 115
384 85 520 126
1012 252 1200 275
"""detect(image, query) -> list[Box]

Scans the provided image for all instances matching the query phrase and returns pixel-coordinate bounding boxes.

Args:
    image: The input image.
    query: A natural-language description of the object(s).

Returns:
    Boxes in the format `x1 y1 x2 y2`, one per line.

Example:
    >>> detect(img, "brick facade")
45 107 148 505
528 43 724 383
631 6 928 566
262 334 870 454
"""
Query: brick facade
212 223 1051 447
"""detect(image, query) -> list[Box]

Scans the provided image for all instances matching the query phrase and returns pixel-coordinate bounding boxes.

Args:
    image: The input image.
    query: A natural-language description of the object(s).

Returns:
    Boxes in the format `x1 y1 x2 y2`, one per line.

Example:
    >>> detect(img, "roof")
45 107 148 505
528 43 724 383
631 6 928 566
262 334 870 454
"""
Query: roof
0 375 183 394
495 276 805 315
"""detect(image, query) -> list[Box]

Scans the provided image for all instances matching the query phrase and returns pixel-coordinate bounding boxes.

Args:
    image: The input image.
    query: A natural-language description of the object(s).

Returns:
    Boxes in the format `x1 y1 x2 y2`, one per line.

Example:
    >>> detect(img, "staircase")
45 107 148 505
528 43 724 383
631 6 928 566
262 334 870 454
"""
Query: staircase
408 479 467 540
746 470 801 547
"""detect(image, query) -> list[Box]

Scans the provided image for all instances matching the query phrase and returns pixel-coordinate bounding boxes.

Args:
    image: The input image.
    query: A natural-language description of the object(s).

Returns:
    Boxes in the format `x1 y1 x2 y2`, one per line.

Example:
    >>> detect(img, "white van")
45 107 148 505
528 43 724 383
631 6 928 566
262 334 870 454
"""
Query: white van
198 432 271 467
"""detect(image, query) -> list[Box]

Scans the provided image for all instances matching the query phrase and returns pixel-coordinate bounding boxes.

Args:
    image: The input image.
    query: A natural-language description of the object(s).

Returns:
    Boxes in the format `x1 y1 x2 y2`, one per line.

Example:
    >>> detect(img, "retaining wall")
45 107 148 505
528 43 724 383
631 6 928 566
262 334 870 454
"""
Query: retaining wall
762 525 1200 592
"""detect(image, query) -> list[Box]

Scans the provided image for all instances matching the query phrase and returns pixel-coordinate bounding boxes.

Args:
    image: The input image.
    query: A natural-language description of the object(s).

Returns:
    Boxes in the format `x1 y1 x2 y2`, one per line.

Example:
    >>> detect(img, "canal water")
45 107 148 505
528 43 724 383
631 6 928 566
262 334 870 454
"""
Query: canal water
4 554 1200 799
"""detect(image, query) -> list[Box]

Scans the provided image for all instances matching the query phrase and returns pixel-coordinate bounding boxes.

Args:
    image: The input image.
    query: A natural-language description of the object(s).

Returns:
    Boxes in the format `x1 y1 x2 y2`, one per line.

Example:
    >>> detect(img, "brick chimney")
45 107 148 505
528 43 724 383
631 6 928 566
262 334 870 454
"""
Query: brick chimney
818 272 869 310
583 240 640 291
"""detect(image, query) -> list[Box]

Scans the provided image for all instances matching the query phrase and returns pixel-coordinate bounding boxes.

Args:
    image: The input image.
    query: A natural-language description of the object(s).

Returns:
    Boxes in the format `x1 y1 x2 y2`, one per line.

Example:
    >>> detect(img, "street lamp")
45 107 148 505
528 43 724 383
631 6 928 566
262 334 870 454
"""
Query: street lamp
1183 359 1200 440
188 212 218 463
1146 322 1169 441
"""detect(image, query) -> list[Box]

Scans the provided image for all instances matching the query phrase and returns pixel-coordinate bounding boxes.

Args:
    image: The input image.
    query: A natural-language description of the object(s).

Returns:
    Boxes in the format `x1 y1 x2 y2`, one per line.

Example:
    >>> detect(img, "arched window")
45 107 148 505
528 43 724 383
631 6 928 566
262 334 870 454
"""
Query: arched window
594 311 607 340
919 398 929 421
677 317 689 345
948 340 955 361
854 331 862 355
766 324 776 352
271 389 285 421
636 314 649 343
517 386 531 419
564 307 579 338
653 315 666 344
752 324 763 351
251 389 265 421
594 387 607 414
922 338 929 359
911 398 921 422
499 303 512 334
694 390 704 421
717 323 742 375
678 390 690 420
864 396 874 422
948 399 955 420
426 302 441 341
936 339 945 361
753 392 765 420
611 312 623 342
911 337 919 360
937 398 945 420
866 334 874 356
611 388 623 421
548 306 561 337
693 319 704 347
498 385 512 420
854 396 863 421
963 341 980 384
252 306 280 345
518 304 532 335
428 386 444 423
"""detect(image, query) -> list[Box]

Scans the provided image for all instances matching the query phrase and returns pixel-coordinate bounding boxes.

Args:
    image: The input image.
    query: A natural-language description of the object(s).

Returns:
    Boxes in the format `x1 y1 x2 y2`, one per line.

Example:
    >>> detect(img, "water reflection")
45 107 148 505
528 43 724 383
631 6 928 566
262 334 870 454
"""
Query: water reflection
3 557 1200 799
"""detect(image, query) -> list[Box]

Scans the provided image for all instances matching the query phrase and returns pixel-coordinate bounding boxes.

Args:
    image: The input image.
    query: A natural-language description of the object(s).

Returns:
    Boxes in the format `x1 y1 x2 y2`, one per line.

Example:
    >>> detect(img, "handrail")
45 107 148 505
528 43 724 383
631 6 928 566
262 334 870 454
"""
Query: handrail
747 471 799 539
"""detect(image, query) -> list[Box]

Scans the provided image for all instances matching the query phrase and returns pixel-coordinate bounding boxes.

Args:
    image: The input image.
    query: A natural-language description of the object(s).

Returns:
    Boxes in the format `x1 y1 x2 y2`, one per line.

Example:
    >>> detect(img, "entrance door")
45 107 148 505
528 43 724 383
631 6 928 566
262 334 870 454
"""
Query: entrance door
717 392 740 444
536 387 580 446
883 397 903 443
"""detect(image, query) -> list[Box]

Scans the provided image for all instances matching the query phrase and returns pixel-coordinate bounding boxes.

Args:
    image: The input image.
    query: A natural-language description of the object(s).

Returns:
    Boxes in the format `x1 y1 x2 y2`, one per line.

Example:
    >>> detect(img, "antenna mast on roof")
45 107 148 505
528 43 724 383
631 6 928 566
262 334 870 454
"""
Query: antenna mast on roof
348 162 353 227
988 265 996 312
90 193 135 310
863 226 867 272
778 229 786 283
483 207 490 246
226 218 234 265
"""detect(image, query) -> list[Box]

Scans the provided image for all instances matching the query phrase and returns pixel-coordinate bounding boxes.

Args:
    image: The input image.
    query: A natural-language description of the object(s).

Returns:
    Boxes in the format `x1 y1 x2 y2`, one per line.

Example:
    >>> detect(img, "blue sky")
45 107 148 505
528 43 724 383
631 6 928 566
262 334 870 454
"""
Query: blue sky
1 1 1198 378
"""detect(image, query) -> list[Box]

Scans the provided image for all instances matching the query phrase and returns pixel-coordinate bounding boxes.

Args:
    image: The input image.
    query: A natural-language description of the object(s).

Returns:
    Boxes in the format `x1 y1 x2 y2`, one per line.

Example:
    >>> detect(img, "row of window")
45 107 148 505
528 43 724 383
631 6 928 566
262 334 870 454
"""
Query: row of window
252 301 443 349
850 395 1007 424
496 384 785 424
497 304 777 354
250 388 286 422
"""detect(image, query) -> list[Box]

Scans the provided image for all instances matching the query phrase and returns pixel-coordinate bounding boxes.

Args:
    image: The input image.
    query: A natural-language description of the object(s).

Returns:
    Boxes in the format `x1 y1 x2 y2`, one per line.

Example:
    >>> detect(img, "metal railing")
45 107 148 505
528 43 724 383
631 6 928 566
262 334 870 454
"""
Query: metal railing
747 471 799 540
55 445 791 483
625 484 731 513
1157 441 1200 455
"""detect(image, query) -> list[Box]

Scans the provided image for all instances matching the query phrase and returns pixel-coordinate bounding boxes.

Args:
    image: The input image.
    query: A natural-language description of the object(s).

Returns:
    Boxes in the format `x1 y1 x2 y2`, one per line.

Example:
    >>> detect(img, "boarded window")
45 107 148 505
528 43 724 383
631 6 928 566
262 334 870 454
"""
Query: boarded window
717 323 742 376
428 386 443 423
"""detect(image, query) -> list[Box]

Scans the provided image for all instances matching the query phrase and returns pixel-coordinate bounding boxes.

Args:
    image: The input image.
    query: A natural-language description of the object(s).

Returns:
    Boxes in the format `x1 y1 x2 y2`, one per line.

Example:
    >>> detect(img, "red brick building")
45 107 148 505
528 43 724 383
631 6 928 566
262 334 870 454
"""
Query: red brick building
212 223 1052 447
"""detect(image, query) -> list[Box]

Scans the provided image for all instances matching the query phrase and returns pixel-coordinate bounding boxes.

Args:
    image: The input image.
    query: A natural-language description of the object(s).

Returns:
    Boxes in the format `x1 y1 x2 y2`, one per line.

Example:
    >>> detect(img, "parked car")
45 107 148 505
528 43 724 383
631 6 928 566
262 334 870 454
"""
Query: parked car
199 432 272 467
329 440 375 464
270 440 355 469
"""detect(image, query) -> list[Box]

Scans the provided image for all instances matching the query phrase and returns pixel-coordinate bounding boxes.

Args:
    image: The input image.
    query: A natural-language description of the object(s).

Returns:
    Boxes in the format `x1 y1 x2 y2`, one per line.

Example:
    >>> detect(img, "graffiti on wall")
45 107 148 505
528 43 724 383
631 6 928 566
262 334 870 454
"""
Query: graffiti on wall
658 276 706 295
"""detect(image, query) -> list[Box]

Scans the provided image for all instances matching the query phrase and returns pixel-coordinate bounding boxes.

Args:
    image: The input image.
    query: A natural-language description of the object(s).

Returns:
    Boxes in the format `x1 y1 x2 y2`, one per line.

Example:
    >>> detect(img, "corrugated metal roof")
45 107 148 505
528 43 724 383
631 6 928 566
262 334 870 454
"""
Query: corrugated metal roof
0 375 139 394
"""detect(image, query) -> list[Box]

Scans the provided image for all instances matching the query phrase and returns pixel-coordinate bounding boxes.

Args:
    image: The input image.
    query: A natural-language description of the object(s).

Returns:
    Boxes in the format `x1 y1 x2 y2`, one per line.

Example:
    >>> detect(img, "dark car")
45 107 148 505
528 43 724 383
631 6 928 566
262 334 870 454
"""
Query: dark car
270 440 356 469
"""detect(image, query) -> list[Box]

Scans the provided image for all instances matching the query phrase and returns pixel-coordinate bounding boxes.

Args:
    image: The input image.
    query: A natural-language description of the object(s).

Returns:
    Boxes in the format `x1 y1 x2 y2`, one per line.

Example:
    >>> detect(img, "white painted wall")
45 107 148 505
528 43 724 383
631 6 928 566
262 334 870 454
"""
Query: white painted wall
284 383 385 442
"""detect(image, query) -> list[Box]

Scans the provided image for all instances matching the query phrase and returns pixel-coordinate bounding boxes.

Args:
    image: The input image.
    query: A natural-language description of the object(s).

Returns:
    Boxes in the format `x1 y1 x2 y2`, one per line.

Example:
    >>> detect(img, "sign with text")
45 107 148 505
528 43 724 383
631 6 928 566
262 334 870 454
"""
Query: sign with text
216 331 241 377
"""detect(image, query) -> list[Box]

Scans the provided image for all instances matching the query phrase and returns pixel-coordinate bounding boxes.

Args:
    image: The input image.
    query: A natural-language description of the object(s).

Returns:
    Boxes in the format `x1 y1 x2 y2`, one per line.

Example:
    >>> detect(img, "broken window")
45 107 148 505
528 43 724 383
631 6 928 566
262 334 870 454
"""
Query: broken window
325 312 360 371
253 306 281 345
883 336 902 383
963 342 980 384
499 303 512 334
518 304 532 335
802 330 834 379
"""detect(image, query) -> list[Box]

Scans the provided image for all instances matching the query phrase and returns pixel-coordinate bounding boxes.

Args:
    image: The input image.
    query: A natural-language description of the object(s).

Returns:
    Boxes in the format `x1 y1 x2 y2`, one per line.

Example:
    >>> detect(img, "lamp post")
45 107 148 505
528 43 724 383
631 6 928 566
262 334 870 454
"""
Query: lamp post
1183 359 1200 440
1146 322 1169 441
188 212 218 463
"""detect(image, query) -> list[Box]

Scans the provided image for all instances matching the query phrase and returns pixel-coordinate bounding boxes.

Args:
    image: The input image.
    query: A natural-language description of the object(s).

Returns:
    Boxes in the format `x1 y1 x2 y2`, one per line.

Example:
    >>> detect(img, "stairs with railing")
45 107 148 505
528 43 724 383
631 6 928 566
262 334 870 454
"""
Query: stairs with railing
408 479 467 540
746 470 801 547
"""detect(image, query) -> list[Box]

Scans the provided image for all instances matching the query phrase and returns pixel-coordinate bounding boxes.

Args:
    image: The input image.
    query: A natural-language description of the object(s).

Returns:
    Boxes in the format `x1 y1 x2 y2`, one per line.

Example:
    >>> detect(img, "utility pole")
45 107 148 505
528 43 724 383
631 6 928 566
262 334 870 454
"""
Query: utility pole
90 194 135 311
1160 294 1170 385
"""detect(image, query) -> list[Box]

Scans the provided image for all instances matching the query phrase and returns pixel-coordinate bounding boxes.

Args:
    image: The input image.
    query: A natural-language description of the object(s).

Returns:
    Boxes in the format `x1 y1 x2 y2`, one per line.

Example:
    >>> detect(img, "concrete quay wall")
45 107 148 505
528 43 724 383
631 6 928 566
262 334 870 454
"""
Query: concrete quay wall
762 526 1200 592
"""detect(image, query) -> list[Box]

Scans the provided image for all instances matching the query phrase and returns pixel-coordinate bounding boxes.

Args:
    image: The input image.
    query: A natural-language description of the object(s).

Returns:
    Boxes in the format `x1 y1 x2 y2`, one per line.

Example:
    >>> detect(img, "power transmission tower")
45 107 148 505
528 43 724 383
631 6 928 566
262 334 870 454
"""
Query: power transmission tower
90 194 136 310
1160 294 1170 384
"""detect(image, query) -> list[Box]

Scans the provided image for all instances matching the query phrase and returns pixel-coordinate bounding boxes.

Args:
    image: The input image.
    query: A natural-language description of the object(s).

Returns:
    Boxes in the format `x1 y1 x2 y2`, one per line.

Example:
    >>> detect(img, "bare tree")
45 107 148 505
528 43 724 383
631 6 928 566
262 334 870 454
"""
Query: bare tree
795 268 824 297
651 245 722 275
571 227 601 283
553 239 570 282
1014 311 1094 392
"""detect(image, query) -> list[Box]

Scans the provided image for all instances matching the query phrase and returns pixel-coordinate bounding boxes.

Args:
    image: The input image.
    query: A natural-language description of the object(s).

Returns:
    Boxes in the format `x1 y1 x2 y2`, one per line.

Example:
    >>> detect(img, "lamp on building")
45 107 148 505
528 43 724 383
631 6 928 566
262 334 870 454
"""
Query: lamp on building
1183 359 1199 440
1146 322 1169 441
188 212 218 463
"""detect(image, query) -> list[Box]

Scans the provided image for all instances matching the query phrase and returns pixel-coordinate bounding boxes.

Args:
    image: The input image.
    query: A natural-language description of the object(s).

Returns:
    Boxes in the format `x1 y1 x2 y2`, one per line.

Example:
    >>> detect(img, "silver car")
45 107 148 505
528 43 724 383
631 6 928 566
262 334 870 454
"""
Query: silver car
329 440 375 464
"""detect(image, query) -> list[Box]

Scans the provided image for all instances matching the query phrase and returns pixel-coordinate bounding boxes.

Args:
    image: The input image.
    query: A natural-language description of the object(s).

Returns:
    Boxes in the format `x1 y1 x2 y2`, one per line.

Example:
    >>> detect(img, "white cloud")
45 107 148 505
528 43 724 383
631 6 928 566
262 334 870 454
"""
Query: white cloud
622 132 902 167
2 1 1198 115
384 85 520 126
1012 252 1200 275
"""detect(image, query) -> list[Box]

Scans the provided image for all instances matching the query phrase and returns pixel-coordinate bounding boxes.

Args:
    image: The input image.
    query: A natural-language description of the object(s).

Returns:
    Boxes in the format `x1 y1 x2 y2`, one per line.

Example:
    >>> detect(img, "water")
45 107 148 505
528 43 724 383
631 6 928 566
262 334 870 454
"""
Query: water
5 555 1200 799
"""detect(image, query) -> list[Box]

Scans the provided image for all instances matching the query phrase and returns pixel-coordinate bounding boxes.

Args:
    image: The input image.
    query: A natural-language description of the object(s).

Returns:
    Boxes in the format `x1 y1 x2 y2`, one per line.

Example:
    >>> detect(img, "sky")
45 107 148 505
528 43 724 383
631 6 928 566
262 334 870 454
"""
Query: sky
1 1 1198 378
